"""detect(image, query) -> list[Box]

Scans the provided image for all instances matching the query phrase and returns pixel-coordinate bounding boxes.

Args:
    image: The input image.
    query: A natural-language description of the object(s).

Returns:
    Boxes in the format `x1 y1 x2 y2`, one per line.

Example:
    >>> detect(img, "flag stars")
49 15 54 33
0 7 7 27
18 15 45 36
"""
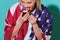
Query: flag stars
48 24 51 27
42 24 44 27
50 31 52 34
46 19 50 23
42 11 45 14
46 13 48 17
38 17 41 21
45 29 48 34
36 15 39 18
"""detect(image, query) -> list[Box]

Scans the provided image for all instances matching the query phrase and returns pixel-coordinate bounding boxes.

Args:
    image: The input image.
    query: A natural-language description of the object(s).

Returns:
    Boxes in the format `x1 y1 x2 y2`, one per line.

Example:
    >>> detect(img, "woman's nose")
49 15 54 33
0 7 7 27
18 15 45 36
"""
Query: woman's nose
24 4 28 7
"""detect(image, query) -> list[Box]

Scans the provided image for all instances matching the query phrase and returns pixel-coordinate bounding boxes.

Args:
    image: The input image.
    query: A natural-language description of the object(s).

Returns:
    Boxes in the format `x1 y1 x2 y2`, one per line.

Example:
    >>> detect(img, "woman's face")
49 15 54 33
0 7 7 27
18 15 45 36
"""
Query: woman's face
20 0 36 11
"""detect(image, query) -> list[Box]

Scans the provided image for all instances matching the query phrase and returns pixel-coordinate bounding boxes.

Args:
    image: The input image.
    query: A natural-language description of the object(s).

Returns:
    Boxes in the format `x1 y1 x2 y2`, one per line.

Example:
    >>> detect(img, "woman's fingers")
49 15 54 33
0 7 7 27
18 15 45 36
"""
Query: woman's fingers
20 12 23 17
22 12 29 18
28 15 37 25
24 12 29 17
18 12 23 19
22 12 29 22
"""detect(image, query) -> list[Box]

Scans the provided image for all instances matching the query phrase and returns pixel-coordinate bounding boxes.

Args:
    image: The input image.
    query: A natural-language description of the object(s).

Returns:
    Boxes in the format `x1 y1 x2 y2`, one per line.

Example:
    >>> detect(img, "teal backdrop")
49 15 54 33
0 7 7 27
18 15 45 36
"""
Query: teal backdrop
0 0 60 40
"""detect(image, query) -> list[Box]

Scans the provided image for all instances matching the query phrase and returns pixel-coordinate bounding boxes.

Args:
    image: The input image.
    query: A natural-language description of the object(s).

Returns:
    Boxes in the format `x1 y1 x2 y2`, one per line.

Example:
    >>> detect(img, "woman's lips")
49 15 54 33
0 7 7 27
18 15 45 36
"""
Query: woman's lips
22 7 30 16
25 7 30 10
22 10 27 16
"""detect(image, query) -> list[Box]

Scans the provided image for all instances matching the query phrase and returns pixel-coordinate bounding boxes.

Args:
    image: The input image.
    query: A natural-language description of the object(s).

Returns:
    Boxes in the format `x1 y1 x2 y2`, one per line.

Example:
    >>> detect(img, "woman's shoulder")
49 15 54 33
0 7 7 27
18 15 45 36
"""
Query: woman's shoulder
41 4 51 15
9 2 19 16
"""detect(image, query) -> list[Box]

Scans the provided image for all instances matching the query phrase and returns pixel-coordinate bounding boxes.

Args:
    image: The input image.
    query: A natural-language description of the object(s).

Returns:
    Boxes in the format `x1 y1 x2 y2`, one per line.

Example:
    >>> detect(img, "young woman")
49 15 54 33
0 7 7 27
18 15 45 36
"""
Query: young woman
4 0 53 40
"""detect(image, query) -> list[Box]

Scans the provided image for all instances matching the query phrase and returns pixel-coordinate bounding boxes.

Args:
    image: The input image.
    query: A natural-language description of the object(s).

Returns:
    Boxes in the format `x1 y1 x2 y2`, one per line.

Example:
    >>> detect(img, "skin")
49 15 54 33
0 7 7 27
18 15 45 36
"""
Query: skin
20 0 36 11
11 0 42 40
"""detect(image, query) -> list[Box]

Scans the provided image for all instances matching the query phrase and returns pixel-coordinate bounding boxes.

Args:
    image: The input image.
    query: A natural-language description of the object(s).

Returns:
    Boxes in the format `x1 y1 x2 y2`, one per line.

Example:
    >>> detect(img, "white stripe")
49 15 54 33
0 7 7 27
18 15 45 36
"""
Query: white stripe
4 20 11 27
10 2 19 16
32 35 36 40
24 23 33 40
45 35 51 40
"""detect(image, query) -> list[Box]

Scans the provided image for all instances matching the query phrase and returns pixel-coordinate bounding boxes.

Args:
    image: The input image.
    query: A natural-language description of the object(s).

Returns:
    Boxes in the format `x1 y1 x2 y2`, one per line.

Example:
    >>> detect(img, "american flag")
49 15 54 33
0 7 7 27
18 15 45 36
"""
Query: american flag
24 5 53 40
4 2 53 40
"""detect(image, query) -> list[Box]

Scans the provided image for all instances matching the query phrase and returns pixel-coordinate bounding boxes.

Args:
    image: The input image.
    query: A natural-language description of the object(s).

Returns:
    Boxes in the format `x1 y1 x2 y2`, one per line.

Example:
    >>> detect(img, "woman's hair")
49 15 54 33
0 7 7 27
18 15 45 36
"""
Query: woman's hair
36 0 42 11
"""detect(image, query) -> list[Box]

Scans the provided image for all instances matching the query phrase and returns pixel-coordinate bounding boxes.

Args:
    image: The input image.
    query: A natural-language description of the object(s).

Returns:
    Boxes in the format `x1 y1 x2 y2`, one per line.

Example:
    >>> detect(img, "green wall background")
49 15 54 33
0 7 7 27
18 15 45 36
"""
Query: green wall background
0 0 60 40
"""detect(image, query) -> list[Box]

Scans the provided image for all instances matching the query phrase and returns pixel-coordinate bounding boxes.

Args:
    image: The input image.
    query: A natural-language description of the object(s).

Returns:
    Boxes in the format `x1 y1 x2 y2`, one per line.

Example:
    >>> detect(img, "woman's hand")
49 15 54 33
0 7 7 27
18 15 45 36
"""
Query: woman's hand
17 12 29 24
28 15 37 25
28 15 42 40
